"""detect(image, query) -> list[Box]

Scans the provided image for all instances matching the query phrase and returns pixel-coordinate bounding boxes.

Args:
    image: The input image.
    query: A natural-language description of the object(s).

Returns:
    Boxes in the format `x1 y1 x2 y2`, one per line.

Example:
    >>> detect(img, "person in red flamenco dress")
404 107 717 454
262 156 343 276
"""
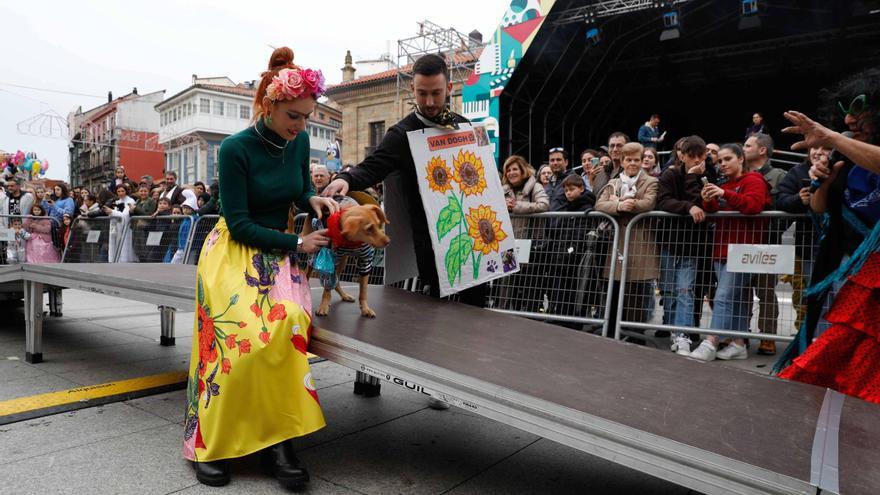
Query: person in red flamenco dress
775 67 880 404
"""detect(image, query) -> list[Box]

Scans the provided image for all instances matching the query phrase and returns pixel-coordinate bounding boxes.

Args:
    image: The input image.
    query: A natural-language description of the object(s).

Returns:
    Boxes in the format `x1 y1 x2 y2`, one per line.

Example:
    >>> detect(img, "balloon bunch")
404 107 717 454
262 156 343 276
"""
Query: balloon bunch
1 150 49 181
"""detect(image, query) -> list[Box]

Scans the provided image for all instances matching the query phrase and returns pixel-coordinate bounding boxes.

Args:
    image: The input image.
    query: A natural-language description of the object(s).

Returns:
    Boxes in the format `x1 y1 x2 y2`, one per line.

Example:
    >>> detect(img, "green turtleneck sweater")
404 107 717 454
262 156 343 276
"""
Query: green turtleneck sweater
218 118 314 252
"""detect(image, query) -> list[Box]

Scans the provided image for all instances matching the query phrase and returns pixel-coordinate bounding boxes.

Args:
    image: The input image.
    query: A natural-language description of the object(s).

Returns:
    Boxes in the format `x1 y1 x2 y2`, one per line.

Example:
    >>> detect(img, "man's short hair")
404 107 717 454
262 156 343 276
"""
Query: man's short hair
620 142 644 158
608 131 630 143
412 54 448 80
311 165 329 175
650 113 660 120
562 174 585 189
548 147 569 160
164 170 178 179
752 132 774 157
680 135 707 157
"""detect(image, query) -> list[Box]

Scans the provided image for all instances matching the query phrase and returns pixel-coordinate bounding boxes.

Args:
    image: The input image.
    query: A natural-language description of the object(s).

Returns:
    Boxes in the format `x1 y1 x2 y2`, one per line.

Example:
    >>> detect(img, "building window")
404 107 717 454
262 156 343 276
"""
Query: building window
227 103 237 119
239 105 250 120
369 121 385 150
214 101 224 116
319 112 325 120
200 98 210 113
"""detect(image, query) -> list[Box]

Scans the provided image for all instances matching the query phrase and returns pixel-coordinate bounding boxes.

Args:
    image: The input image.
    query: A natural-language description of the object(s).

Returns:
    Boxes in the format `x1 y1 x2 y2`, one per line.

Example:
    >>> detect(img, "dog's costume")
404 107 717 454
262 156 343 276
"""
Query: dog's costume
326 209 376 278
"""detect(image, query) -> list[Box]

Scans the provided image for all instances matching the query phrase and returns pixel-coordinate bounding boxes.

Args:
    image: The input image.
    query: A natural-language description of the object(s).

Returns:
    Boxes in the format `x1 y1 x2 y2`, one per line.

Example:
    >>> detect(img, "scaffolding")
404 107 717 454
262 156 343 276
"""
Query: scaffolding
395 19 484 116
553 0 690 25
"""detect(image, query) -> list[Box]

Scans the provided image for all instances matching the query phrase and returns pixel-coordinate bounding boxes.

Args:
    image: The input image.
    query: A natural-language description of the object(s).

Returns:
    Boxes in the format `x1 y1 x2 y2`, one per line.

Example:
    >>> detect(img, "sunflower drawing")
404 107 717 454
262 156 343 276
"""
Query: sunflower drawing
452 149 487 196
466 205 507 255
425 156 453 194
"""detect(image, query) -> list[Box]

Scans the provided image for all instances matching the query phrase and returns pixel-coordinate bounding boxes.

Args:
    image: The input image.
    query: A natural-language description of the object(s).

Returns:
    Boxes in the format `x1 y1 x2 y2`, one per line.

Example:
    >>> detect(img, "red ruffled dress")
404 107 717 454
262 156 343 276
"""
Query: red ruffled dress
779 251 880 403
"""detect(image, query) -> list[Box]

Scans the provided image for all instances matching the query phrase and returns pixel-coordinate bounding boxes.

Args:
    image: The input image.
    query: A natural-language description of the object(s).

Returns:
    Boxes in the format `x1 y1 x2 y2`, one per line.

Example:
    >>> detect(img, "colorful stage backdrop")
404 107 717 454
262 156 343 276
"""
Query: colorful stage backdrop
462 0 558 162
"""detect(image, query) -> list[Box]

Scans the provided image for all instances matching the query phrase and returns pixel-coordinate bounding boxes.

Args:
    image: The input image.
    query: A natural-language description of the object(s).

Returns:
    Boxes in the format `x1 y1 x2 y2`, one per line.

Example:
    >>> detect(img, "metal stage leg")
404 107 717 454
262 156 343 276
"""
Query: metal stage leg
158 306 176 346
48 287 63 317
24 281 45 364
353 371 381 397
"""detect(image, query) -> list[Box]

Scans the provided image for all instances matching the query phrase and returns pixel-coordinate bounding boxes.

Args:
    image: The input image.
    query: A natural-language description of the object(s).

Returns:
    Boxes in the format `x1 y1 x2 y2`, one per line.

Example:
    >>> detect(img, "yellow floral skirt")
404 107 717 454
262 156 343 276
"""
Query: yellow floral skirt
183 218 325 462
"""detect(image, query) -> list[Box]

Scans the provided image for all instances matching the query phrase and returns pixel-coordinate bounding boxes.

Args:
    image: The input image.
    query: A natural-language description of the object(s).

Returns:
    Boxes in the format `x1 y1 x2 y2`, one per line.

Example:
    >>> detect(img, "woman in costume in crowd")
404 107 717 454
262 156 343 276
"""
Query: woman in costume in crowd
775 68 880 404
183 47 338 488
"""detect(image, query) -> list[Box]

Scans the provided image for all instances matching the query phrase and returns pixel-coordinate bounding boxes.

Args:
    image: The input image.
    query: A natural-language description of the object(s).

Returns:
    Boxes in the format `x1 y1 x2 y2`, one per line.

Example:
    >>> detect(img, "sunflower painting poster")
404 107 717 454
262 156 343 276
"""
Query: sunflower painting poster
407 124 519 297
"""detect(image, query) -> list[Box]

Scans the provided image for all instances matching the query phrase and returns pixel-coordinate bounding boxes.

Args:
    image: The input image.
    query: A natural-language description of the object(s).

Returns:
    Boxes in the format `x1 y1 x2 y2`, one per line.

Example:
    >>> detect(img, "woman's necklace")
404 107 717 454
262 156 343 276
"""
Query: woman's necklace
254 123 287 159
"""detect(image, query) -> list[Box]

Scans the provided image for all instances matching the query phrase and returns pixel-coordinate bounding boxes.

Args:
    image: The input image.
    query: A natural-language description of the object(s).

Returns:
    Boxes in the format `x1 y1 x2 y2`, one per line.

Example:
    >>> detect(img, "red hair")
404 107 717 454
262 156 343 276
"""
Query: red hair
252 47 302 122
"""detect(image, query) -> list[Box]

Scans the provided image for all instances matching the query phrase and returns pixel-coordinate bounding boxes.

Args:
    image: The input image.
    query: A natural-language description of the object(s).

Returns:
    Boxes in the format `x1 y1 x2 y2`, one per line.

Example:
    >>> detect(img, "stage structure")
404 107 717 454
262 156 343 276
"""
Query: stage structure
395 20 485 113
462 0 880 167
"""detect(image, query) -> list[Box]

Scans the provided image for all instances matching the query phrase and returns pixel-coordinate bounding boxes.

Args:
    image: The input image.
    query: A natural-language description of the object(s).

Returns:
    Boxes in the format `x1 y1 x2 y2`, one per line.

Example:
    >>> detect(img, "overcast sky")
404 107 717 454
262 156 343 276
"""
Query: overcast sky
0 0 509 181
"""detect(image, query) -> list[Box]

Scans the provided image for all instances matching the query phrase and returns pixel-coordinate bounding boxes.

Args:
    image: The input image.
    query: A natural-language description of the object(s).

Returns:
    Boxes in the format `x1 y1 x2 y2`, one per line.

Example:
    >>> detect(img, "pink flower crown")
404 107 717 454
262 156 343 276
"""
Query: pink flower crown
266 67 326 101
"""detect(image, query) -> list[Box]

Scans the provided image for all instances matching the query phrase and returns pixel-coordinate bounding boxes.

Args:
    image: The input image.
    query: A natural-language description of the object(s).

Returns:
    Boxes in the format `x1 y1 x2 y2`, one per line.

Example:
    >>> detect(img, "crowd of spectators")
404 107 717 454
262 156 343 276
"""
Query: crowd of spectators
488 112 826 363
0 166 219 265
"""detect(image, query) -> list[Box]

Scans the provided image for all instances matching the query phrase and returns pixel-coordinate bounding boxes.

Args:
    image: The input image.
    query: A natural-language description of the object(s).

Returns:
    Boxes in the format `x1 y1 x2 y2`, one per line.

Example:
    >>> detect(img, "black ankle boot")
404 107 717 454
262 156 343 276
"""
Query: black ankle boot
262 440 309 489
193 460 230 487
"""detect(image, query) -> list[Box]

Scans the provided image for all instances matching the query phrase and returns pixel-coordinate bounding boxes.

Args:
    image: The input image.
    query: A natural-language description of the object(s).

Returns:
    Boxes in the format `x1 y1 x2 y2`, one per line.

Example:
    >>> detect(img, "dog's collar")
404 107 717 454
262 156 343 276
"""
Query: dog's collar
326 209 364 249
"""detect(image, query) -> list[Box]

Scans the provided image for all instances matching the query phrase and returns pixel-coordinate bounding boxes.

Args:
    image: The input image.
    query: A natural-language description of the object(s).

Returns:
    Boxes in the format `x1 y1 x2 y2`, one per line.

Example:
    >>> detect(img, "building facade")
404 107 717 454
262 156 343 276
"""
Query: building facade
325 49 477 167
156 76 342 185
68 89 166 192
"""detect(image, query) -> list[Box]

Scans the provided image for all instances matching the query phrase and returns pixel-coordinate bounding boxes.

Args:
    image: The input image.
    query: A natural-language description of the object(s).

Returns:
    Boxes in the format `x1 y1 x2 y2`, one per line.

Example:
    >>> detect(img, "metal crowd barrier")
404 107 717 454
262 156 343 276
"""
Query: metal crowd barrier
185 215 220 265
0 215 63 265
486 212 621 337
62 216 123 263
615 211 815 345
117 215 198 264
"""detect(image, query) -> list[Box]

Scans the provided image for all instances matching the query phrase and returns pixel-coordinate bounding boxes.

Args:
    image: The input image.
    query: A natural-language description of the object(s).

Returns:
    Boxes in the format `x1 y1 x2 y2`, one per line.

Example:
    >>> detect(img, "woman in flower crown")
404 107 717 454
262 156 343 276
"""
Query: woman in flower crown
183 46 338 489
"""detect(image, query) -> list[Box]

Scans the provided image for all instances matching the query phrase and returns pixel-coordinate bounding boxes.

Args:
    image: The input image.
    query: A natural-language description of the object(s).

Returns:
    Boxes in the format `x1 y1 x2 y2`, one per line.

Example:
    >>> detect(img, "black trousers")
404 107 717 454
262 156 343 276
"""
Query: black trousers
414 240 487 307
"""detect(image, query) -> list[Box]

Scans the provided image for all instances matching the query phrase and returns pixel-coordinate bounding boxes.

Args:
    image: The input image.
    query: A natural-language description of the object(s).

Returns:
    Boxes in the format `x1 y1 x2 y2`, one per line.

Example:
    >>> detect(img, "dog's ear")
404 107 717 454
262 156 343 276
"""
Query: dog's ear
367 204 389 224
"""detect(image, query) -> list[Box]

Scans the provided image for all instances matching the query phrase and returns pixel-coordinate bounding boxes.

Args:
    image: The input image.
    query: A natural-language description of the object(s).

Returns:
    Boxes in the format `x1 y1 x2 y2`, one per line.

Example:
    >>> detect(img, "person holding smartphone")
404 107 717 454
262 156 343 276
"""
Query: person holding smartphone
775 146 831 334
579 149 601 191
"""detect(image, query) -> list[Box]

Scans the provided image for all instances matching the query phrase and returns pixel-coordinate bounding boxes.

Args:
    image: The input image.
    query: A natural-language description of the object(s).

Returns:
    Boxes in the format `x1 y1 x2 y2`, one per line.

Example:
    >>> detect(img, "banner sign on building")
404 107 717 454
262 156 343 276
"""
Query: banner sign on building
727 244 796 274
407 123 519 296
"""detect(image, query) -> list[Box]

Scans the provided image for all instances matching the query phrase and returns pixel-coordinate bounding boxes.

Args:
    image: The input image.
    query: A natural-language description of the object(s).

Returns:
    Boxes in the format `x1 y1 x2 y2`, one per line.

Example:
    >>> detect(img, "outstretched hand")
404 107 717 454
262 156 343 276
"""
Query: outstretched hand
782 110 837 151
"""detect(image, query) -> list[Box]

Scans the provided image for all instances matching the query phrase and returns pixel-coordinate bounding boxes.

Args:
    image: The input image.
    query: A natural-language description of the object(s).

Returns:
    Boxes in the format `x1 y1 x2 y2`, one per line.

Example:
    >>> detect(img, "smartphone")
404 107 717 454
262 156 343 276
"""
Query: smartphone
800 178 812 188
590 157 600 166
701 177 709 187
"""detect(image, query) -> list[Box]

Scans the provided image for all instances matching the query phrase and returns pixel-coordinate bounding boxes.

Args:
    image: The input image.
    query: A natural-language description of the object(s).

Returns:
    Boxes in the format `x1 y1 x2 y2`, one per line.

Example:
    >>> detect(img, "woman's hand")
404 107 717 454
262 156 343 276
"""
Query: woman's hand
298 229 330 254
702 183 724 201
810 160 845 186
783 110 838 151
617 199 636 212
309 196 339 219
505 196 516 211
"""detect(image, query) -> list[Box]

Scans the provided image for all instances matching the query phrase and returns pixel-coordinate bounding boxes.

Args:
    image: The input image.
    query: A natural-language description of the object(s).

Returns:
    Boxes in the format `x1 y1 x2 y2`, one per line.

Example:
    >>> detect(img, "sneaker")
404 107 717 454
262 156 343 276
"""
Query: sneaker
689 340 717 362
716 342 748 360
670 336 692 356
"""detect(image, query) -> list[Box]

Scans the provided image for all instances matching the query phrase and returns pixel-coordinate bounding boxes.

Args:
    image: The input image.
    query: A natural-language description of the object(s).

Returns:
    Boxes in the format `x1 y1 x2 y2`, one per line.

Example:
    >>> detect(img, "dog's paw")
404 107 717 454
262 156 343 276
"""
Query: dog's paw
360 305 376 318
338 291 355 303
315 304 330 317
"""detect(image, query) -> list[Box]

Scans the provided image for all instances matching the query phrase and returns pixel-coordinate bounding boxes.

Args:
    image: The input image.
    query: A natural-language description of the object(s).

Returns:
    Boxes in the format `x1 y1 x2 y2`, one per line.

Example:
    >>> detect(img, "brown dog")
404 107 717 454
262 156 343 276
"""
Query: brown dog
301 202 389 318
